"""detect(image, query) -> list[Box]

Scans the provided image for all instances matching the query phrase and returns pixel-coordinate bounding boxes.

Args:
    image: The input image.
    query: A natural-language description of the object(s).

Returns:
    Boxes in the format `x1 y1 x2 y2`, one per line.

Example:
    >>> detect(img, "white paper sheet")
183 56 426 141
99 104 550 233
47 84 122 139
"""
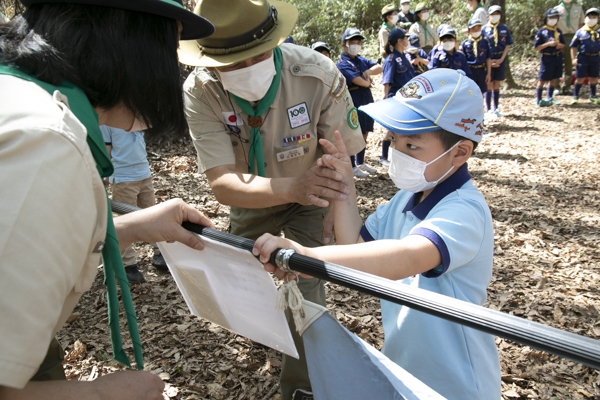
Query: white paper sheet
157 236 298 358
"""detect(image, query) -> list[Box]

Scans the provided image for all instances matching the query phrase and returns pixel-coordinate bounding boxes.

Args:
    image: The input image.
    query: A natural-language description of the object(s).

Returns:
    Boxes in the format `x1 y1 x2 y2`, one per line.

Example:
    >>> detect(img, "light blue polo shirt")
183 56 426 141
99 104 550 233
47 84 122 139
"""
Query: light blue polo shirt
361 163 501 399
100 126 151 184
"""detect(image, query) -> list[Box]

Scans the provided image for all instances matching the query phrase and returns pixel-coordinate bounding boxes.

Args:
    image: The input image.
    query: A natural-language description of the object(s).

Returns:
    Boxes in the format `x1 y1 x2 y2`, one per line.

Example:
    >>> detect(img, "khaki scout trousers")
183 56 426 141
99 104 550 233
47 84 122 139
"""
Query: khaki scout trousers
230 203 328 400
111 177 159 265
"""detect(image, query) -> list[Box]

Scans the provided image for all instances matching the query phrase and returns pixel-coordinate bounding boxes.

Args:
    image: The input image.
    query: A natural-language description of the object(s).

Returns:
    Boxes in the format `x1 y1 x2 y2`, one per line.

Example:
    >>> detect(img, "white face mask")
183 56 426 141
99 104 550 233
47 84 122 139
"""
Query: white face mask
467 3 475 11
585 17 598 27
489 14 501 24
218 54 276 102
547 18 558 26
401 4 410 13
420 11 430 21
442 40 455 51
348 44 362 56
470 30 482 38
390 14 399 25
388 141 461 192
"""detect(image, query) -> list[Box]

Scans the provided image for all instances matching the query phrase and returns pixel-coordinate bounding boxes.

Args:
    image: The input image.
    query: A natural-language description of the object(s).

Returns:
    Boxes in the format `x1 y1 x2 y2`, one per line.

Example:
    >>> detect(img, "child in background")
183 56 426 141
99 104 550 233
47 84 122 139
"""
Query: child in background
428 26 471 77
311 41 331 58
336 27 383 177
254 69 501 399
101 125 167 283
482 5 513 118
406 34 429 75
409 3 438 54
569 8 600 104
378 4 400 60
534 8 565 107
398 0 415 30
461 18 491 97
380 28 416 167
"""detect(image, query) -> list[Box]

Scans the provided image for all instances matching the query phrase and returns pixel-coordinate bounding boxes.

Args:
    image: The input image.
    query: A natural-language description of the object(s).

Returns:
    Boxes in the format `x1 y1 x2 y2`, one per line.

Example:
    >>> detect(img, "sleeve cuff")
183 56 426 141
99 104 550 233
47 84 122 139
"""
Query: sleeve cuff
360 225 375 242
410 227 450 278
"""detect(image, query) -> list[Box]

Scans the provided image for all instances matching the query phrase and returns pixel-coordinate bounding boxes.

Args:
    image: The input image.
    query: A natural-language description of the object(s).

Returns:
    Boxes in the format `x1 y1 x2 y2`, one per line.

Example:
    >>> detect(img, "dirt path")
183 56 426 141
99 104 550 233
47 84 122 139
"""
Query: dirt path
58 61 600 399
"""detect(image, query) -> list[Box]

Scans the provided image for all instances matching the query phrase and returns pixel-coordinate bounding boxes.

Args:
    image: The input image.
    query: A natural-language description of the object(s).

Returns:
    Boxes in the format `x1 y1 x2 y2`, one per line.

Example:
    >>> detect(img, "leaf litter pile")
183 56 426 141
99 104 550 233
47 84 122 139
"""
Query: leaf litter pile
58 61 600 399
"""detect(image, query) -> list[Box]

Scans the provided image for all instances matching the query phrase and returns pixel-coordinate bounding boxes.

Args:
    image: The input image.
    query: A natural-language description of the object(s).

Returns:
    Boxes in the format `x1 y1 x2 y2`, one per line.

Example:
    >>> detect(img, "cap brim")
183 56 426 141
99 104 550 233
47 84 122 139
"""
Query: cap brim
20 0 214 40
345 34 365 41
178 0 297 67
359 97 439 134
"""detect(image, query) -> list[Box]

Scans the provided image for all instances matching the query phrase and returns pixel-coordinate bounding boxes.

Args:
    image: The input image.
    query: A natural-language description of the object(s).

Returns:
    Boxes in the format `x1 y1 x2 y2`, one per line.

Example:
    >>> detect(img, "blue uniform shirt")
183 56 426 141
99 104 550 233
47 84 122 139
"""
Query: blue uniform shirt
428 48 472 77
336 52 377 106
405 49 429 75
460 36 491 65
534 26 565 56
101 125 151 184
570 25 600 55
482 23 513 57
382 50 416 97
360 163 501 399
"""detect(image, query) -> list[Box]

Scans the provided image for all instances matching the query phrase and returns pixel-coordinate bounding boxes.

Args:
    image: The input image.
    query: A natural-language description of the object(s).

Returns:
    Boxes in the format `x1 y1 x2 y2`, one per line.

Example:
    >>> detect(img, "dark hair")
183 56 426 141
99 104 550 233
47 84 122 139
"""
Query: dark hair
430 129 478 151
0 4 186 140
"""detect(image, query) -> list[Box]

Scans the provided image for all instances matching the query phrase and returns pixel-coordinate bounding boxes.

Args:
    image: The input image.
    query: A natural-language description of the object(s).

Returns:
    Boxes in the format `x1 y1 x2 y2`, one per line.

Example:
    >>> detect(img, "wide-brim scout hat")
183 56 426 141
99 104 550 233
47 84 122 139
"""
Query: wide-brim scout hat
359 69 484 142
414 3 429 13
341 27 365 43
585 7 599 16
178 0 297 67
382 3 399 17
488 5 502 14
468 18 483 29
311 41 330 52
19 0 214 40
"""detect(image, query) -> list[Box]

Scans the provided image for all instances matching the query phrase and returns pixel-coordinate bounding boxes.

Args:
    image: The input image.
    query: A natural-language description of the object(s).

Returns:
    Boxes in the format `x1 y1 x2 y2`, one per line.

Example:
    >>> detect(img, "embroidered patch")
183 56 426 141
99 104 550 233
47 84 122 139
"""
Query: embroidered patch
227 125 241 134
399 82 423 99
287 102 310 129
347 107 359 130
222 111 244 126
277 147 305 162
331 71 346 98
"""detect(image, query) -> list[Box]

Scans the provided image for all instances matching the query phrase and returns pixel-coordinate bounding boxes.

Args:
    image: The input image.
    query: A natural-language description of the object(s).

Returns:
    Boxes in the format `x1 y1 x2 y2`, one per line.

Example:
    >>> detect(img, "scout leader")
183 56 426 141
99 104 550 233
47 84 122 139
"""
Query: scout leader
178 0 365 399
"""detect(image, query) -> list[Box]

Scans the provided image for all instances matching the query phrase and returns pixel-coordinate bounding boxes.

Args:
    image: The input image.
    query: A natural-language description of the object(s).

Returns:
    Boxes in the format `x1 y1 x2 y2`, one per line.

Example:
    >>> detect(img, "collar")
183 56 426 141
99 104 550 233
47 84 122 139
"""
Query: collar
383 21 395 30
341 52 358 61
402 163 471 219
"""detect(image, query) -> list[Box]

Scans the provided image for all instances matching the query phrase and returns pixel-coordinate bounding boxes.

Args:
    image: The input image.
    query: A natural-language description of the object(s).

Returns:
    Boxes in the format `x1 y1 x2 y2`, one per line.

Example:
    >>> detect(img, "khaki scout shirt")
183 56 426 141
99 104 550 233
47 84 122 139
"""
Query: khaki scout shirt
183 44 365 179
555 3 585 35
379 25 391 57
0 76 106 388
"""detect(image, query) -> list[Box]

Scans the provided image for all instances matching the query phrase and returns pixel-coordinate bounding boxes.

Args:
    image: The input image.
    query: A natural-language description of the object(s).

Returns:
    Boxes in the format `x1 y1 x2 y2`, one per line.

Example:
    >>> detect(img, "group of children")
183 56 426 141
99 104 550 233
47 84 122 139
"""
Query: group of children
535 7 600 106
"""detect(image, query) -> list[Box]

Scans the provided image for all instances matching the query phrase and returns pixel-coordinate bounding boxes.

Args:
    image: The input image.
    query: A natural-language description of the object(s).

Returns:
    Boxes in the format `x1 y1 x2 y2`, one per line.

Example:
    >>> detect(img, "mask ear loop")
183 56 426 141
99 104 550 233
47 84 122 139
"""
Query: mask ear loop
274 249 305 331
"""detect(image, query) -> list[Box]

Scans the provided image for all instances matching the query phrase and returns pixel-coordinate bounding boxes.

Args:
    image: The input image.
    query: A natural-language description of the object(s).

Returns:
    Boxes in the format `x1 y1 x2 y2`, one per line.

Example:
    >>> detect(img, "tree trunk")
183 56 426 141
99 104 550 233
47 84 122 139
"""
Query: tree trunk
492 0 518 89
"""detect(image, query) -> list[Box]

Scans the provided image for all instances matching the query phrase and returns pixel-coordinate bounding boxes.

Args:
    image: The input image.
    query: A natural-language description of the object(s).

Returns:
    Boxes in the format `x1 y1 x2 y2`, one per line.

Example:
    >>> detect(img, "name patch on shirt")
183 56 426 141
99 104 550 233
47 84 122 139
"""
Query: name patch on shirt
287 102 311 129
222 111 244 126
277 146 305 162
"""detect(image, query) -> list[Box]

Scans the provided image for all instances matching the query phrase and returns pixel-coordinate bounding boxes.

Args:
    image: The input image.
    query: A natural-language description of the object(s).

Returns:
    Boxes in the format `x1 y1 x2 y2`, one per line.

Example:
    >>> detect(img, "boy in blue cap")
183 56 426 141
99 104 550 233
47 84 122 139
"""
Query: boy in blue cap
482 5 513 118
336 27 383 177
569 8 600 104
254 69 501 399
534 8 565 107
380 28 416 168
461 18 492 97
428 26 471 77
311 41 331 58
406 33 429 75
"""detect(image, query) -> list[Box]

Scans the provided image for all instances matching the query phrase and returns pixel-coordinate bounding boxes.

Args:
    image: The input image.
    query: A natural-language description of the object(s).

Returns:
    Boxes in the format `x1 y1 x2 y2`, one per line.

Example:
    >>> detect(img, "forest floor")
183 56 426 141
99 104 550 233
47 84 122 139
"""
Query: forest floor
57 60 600 399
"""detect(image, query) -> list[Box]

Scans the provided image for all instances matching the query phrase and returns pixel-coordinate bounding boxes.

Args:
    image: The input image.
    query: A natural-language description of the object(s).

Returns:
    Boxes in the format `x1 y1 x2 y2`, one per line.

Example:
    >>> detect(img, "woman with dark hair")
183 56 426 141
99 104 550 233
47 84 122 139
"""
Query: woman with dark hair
0 1 214 398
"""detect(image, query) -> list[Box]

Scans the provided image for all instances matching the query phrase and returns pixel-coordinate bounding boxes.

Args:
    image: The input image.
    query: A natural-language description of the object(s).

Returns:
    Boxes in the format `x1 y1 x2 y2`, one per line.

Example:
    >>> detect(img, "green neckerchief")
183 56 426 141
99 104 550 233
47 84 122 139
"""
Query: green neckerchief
418 21 432 46
470 4 483 19
559 2 572 30
231 46 282 177
382 21 395 31
0 63 143 370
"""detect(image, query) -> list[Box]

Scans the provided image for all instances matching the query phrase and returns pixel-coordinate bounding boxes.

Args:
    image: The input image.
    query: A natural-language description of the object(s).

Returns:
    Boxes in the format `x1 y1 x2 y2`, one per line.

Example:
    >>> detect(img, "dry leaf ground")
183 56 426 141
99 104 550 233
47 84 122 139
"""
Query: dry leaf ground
57 60 600 399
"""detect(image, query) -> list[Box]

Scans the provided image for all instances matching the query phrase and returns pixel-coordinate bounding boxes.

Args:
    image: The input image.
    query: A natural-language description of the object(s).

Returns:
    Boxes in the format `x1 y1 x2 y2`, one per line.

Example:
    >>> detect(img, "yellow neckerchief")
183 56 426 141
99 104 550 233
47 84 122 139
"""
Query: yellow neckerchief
487 21 499 46
469 34 482 55
544 25 560 42
582 23 599 41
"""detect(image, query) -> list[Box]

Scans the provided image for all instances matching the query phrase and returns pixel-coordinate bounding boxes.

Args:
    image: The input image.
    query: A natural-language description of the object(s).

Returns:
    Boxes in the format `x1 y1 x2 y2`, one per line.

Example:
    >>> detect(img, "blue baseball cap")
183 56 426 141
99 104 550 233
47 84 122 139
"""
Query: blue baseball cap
468 18 483 29
585 7 599 16
311 41 330 52
436 23 451 36
388 28 407 45
544 8 560 21
341 27 365 43
359 69 484 142
408 33 421 48
439 26 456 39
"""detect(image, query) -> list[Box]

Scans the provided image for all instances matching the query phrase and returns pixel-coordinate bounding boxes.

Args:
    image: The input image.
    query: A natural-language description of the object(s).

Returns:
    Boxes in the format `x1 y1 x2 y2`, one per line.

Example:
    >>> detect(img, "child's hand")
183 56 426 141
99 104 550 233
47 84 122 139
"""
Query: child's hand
317 131 354 186
252 233 312 279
